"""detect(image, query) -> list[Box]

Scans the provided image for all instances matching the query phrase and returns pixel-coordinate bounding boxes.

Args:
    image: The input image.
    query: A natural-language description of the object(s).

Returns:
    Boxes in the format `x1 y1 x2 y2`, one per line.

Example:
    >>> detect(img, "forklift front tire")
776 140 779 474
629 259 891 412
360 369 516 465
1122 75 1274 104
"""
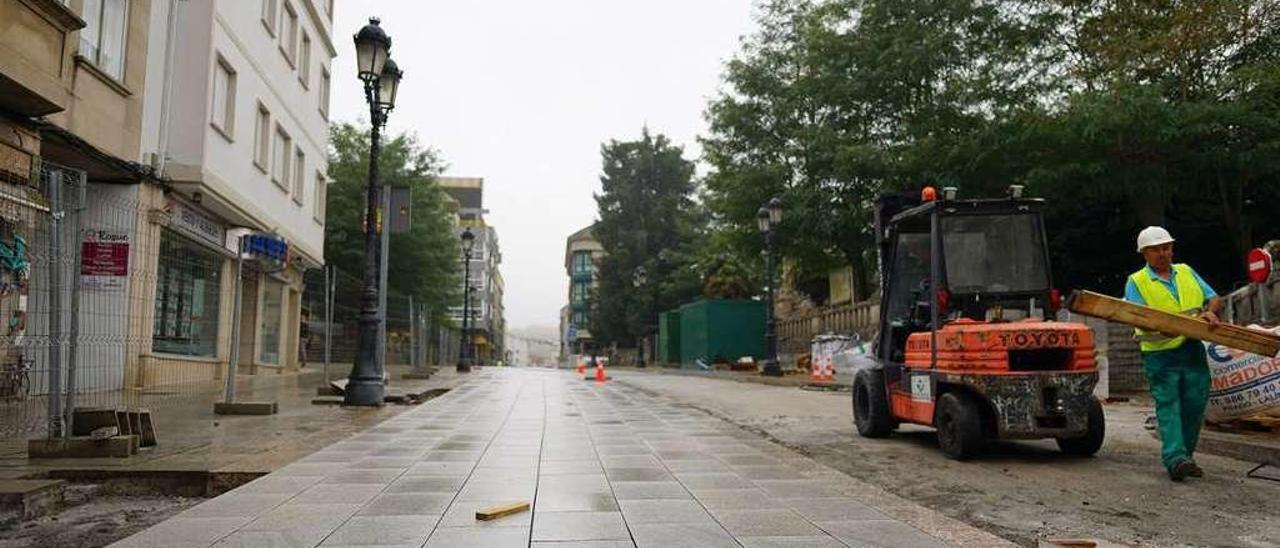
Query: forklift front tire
1057 398 1106 457
935 392 985 460
853 369 894 438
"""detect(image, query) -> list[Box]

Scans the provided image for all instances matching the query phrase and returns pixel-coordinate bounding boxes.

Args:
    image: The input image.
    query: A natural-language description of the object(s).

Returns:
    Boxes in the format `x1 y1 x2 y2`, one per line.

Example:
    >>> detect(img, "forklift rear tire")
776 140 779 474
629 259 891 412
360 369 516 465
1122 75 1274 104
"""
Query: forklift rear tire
1057 398 1105 457
935 392 985 460
853 369 894 438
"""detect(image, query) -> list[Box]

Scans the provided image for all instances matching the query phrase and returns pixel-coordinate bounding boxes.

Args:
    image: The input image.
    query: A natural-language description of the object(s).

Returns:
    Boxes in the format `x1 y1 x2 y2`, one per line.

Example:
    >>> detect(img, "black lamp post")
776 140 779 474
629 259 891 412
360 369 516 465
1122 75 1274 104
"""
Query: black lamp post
758 197 783 377
632 265 648 367
345 18 402 406
457 228 475 373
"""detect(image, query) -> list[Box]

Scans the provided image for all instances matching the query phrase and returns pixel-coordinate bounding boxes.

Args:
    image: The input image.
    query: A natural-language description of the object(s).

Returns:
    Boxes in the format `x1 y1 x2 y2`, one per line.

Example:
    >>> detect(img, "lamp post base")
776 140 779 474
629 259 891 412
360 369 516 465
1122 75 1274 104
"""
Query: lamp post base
456 363 472 373
761 359 783 377
343 378 385 406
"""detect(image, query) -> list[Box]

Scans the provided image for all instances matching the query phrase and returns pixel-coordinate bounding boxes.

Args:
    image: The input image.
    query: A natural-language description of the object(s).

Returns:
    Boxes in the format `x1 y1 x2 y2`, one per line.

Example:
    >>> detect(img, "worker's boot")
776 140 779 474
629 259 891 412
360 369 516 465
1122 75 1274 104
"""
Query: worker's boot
1187 460 1204 478
1169 459 1196 482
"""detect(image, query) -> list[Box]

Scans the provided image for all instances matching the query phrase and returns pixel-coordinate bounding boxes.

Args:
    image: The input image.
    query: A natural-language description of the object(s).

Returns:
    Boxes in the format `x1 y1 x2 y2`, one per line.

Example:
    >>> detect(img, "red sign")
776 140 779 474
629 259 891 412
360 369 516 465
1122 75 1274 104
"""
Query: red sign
1247 248 1272 284
81 241 129 276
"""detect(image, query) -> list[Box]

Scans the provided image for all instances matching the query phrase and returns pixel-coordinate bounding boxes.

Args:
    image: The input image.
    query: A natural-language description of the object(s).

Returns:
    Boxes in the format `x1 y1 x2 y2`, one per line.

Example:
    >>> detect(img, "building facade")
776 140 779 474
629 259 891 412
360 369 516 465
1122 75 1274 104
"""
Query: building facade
438 177 505 365
0 0 158 401
128 0 335 385
559 224 603 360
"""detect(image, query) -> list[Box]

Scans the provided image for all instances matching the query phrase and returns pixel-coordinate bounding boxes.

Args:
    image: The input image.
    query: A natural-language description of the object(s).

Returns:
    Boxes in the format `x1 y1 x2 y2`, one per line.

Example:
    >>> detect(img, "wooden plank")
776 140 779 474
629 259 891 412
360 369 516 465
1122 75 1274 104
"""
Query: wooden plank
1067 290 1280 357
475 501 530 521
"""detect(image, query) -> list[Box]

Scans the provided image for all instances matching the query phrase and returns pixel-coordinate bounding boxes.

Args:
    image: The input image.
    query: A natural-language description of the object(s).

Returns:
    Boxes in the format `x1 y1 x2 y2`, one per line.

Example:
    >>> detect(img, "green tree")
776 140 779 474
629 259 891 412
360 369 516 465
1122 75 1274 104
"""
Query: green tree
590 129 702 347
324 122 461 324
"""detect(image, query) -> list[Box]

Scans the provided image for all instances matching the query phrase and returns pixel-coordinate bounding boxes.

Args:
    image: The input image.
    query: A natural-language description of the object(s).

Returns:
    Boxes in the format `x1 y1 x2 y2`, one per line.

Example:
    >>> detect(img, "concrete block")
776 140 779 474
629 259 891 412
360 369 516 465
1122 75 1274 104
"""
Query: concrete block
317 385 342 396
71 407 118 437
311 396 345 406
28 436 135 458
213 401 278 415
137 409 158 448
401 371 434 380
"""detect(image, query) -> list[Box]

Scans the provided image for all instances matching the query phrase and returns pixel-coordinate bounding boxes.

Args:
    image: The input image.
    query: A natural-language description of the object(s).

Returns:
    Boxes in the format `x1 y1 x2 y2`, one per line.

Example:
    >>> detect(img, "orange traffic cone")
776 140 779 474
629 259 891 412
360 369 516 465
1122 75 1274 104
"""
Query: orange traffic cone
594 361 606 384
576 358 585 378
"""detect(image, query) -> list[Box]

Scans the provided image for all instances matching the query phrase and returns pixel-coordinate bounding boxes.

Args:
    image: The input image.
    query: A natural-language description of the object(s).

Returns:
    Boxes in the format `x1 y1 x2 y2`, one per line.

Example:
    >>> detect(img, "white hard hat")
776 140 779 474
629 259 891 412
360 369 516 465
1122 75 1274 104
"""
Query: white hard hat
1136 226 1175 252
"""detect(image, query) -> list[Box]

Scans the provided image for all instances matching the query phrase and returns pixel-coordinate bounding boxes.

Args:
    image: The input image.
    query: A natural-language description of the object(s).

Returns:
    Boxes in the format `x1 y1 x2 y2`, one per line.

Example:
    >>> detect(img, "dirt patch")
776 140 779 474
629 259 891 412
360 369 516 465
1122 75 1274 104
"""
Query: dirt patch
0 487 201 548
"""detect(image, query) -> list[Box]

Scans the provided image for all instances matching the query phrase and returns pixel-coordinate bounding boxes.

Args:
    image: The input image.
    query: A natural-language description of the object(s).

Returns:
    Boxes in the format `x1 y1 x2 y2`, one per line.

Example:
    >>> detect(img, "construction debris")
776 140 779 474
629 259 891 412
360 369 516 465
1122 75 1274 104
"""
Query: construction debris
475 501 529 521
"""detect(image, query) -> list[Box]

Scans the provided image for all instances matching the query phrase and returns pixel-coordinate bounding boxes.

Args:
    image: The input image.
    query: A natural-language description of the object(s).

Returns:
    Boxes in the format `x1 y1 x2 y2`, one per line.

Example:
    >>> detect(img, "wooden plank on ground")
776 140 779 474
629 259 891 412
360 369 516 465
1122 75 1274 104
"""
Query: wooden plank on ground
475 501 530 521
1067 290 1280 357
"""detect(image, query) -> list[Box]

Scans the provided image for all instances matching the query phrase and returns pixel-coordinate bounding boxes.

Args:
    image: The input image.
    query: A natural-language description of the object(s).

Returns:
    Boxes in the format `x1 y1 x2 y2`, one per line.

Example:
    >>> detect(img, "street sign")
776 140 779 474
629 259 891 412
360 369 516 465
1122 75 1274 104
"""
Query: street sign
1247 248 1272 284
566 324 578 343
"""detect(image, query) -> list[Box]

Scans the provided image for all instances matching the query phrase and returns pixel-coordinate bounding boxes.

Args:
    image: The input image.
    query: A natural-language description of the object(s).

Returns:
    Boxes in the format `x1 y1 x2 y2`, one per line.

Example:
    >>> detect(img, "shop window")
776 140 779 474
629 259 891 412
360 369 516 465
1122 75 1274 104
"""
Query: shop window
153 230 222 357
259 279 283 364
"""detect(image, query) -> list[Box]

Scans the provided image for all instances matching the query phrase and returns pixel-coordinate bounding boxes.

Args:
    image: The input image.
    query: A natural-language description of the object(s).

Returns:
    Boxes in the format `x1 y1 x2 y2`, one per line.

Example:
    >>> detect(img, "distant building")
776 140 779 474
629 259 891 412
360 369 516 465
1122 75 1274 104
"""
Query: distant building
560 224 604 360
438 177 505 364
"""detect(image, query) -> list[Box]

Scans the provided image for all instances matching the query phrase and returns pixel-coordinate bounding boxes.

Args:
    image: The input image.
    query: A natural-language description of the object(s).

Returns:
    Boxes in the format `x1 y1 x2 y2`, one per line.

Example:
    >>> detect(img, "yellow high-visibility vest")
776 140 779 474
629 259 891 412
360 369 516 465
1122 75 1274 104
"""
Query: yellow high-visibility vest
1129 263 1205 352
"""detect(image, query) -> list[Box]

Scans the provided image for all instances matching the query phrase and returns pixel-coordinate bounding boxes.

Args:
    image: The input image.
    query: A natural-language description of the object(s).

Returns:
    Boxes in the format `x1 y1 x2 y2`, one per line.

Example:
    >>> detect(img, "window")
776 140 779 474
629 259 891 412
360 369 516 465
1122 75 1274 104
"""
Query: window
314 172 326 223
292 148 305 204
318 68 330 119
298 31 311 88
258 280 283 365
573 251 592 275
280 2 298 66
272 125 291 189
571 311 588 329
210 56 236 139
261 0 277 35
253 104 270 171
571 279 591 305
80 0 129 81
153 230 222 357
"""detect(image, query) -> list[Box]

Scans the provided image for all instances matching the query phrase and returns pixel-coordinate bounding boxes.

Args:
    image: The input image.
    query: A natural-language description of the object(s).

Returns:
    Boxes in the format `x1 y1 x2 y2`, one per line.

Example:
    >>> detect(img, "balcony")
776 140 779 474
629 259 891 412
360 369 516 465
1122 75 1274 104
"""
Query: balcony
0 0 84 116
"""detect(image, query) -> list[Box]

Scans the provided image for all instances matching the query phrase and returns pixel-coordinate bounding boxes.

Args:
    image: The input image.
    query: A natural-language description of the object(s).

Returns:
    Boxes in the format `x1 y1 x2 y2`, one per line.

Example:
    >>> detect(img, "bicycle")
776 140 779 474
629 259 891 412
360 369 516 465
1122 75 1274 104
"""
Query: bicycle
0 357 30 401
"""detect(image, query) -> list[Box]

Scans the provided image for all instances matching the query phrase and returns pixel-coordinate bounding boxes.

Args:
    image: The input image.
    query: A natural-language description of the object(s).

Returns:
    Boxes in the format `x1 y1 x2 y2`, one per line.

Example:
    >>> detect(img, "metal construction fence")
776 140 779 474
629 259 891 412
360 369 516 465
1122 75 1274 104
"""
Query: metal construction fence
0 158 458 442
301 266 458 385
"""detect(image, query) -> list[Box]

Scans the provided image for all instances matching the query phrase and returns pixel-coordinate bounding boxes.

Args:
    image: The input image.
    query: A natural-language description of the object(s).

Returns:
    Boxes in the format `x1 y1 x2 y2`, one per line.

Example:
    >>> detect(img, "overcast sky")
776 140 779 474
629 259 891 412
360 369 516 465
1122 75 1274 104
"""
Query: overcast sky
330 1 757 330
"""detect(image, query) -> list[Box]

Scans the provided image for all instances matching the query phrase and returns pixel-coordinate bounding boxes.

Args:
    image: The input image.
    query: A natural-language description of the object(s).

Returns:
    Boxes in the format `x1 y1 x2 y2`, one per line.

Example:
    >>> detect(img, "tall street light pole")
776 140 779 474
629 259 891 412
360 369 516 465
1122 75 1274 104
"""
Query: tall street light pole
457 228 475 373
758 197 783 377
345 18 402 406
632 265 647 367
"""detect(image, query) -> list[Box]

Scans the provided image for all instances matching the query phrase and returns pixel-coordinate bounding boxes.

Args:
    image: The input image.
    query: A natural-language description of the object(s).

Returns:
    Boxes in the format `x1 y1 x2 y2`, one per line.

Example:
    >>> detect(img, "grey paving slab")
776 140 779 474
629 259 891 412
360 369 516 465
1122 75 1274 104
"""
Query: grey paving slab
531 541 637 548
815 519 952 548
111 516 255 547
738 536 849 548
291 484 385 505
437 499 533 528
319 515 438 546
535 489 620 512
691 488 777 510
540 459 603 475
782 497 890 522
423 526 531 548
532 511 630 542
358 493 453 516
606 467 675 482
617 498 712 524
628 521 739 548
180 493 293 518
610 481 691 500
674 472 756 491
320 469 404 485
710 509 828 537
386 475 466 493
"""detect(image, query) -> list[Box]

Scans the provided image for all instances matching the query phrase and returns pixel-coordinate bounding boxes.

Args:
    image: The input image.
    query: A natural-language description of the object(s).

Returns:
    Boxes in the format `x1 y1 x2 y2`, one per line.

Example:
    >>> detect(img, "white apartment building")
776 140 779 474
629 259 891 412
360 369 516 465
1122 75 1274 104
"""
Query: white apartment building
125 0 335 384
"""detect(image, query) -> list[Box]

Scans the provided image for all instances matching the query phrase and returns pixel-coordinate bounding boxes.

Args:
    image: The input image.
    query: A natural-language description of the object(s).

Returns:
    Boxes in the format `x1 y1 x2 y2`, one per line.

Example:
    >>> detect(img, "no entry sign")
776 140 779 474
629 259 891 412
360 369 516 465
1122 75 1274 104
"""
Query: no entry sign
1247 248 1272 284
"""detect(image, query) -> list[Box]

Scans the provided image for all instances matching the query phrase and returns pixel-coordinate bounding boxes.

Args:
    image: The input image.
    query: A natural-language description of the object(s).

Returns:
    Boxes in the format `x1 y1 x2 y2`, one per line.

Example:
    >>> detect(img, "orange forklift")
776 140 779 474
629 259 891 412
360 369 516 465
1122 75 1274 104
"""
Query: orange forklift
852 186 1105 459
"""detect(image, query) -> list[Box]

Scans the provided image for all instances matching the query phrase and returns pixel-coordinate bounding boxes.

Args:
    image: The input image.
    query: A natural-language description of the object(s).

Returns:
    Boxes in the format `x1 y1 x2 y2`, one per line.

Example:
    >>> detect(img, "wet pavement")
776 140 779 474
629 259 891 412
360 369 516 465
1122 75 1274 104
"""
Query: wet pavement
109 367 1011 547
0 365 467 480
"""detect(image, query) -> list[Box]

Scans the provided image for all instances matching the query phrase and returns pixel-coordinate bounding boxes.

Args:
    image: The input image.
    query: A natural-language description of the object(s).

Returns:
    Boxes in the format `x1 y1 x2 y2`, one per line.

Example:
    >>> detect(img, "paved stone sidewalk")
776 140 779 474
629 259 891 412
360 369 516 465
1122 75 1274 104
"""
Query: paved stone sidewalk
109 368 1014 547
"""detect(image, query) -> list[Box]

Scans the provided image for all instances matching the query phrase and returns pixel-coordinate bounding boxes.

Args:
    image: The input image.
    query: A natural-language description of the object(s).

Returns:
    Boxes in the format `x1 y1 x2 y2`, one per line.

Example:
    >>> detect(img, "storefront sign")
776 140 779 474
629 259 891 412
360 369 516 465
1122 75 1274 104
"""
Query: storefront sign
81 229 129 290
164 199 226 249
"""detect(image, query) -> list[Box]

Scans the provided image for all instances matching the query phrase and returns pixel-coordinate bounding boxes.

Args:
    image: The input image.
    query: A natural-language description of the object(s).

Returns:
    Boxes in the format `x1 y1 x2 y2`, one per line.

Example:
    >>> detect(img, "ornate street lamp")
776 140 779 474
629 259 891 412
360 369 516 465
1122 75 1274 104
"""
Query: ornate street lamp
345 18 403 406
458 228 476 373
758 198 783 377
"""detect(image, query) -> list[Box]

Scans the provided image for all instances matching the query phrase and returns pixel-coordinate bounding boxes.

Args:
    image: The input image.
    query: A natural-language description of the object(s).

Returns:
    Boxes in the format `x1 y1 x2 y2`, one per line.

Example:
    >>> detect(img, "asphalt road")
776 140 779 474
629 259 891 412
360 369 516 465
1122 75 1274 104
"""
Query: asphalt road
612 370 1280 548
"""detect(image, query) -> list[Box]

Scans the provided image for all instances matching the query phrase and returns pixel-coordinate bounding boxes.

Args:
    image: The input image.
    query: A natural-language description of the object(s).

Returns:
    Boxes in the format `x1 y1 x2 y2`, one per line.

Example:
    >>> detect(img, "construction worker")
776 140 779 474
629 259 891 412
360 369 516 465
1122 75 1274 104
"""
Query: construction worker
1124 226 1223 482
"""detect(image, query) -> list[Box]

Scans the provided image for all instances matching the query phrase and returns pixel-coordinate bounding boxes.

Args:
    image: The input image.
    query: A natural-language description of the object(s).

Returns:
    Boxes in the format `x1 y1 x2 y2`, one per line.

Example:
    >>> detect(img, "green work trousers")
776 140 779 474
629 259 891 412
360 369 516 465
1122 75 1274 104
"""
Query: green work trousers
1141 340 1211 472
